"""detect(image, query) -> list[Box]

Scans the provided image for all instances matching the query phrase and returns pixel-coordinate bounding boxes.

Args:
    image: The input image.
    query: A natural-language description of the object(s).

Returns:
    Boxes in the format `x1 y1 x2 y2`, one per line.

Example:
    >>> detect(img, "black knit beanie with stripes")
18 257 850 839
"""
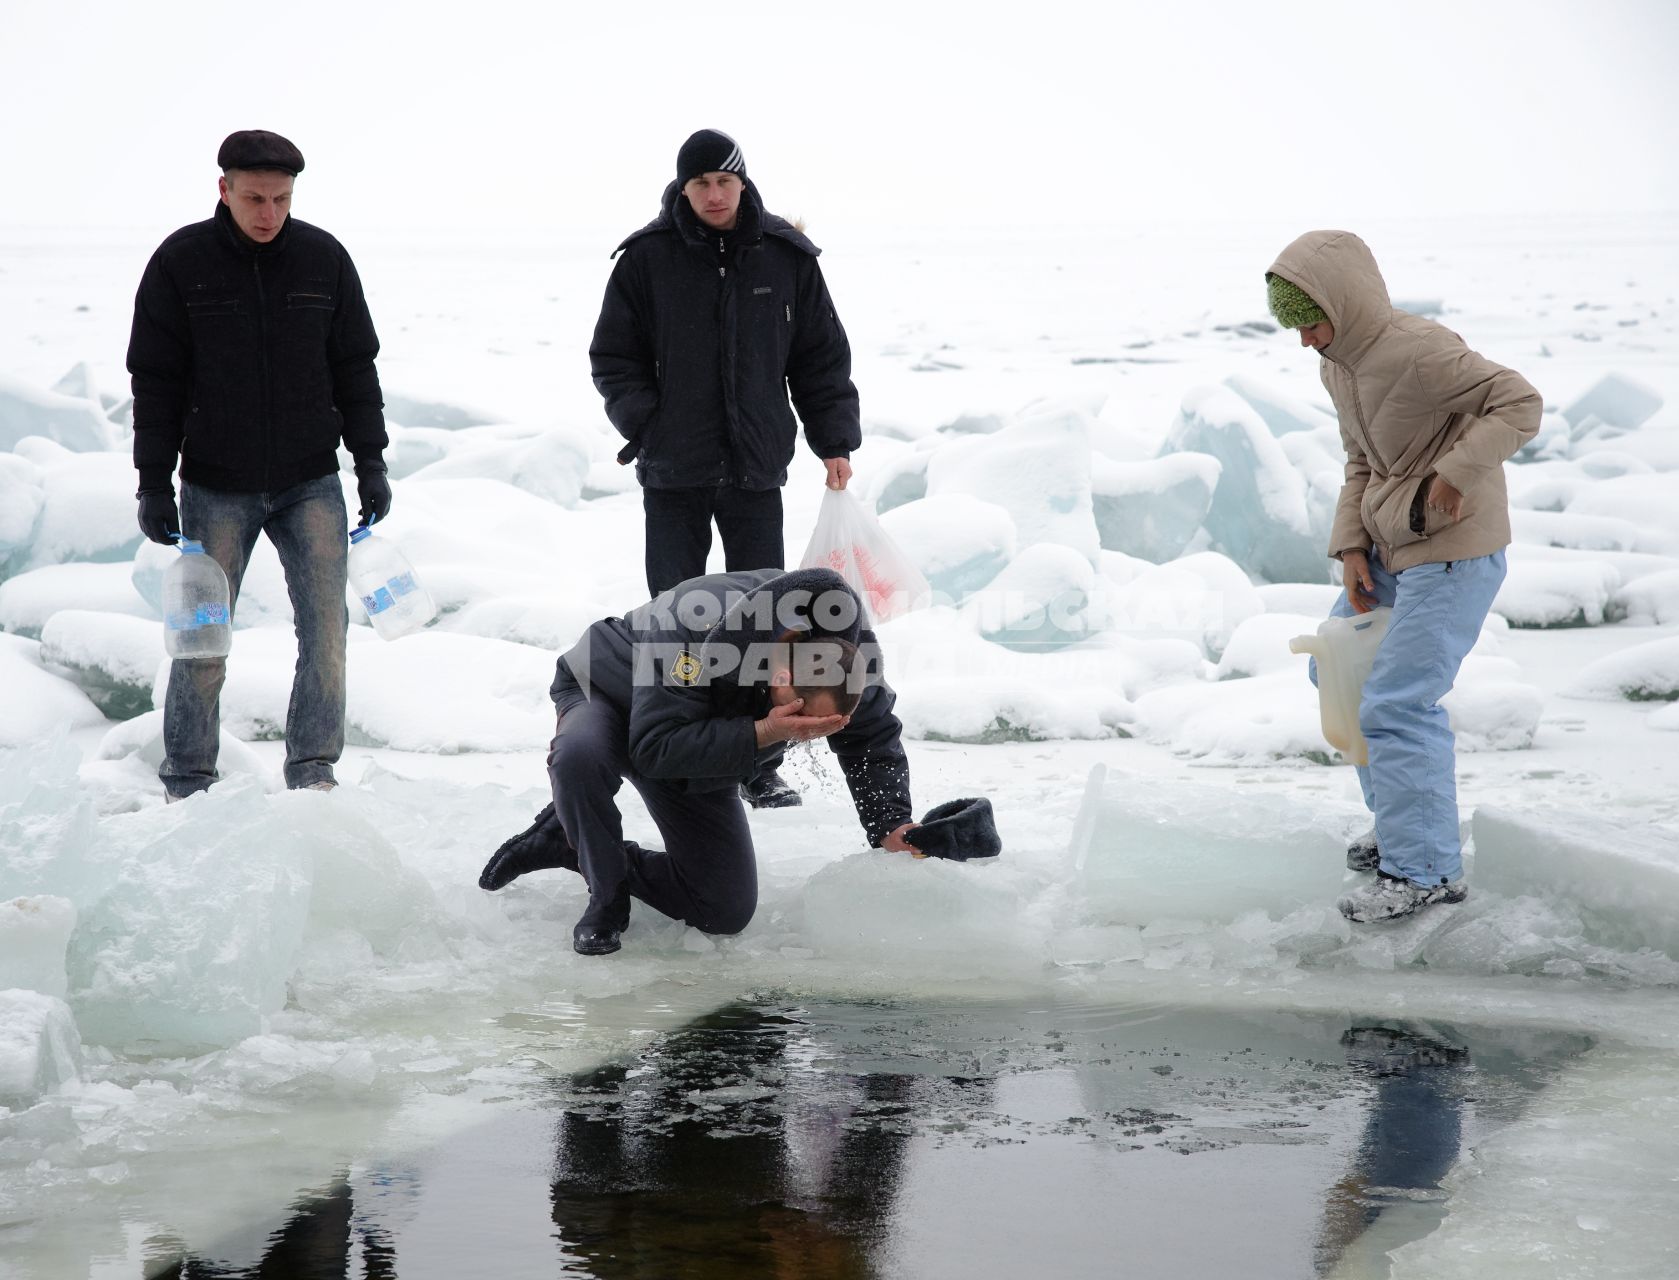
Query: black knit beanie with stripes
677 129 746 186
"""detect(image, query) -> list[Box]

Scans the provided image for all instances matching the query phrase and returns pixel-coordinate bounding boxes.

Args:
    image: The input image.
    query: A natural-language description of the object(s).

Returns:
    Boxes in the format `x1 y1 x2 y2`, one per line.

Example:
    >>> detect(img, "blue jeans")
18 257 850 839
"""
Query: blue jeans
1318 547 1506 885
162 475 349 796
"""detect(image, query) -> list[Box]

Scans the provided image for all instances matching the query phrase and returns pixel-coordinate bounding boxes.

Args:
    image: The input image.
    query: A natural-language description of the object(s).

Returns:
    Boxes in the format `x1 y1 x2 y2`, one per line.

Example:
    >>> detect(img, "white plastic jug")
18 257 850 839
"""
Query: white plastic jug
348 525 436 640
1288 606 1392 765
163 539 232 659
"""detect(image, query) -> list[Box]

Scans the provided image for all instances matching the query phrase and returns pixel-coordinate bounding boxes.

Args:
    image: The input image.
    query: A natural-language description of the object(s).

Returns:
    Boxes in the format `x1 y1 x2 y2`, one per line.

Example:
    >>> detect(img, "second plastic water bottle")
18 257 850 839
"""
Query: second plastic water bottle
348 525 436 640
163 540 232 659
1289 606 1393 765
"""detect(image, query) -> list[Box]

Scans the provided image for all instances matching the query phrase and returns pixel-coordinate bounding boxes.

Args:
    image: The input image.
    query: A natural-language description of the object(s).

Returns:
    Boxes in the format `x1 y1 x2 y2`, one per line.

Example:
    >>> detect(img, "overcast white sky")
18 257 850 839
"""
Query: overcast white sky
2 0 1675 241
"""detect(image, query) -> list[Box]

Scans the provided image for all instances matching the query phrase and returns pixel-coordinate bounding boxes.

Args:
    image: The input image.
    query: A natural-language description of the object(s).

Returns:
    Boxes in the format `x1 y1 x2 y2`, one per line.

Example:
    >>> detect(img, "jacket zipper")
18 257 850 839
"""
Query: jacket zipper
718 234 726 278
253 254 271 491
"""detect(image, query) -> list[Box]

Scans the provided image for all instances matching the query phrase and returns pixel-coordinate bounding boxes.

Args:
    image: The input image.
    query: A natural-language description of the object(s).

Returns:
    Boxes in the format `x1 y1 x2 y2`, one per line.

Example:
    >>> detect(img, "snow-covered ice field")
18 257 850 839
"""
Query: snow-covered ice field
2 212 1678 1277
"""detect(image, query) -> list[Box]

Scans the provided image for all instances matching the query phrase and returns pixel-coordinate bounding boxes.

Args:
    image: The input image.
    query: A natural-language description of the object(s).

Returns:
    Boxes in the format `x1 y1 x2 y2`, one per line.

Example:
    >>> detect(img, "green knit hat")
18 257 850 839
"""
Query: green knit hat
1266 273 1327 329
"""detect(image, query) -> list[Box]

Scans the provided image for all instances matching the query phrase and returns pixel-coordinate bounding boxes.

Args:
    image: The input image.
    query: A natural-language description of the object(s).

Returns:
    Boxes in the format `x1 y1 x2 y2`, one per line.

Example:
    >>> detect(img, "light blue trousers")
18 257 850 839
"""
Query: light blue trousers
1320 548 1507 885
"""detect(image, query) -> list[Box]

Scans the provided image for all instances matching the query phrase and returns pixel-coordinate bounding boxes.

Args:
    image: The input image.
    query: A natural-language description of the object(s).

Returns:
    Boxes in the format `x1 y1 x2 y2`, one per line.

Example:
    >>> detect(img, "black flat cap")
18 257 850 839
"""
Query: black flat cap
217 130 305 176
911 797 1002 862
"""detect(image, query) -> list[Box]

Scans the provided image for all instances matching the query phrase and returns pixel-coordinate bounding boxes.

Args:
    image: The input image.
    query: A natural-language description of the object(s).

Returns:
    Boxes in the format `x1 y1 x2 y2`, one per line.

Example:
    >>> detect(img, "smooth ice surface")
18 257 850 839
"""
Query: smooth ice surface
1162 384 1325 582
1473 807 1679 957
1090 451 1221 563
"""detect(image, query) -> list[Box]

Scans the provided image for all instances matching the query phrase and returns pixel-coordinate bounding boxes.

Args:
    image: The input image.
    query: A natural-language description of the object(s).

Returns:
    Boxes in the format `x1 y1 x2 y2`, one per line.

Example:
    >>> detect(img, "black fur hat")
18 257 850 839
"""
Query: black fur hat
911 797 1001 862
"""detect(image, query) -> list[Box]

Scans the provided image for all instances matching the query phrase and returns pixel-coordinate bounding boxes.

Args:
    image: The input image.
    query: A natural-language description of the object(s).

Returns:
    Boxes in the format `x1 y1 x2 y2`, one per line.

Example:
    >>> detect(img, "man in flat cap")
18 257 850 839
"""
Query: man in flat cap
127 129 394 800
590 128 864 809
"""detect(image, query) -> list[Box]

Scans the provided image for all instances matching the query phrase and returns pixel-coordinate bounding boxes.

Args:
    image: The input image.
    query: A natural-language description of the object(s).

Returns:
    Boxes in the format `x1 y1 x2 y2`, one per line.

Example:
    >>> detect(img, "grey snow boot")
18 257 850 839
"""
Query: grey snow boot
1347 828 1380 872
1337 870 1467 923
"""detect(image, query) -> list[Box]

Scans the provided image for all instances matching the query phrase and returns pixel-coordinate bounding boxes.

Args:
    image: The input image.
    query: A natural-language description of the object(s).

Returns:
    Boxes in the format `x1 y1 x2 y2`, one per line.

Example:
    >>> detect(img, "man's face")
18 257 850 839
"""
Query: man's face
769 683 842 717
219 169 294 243
1298 320 1335 351
683 171 743 231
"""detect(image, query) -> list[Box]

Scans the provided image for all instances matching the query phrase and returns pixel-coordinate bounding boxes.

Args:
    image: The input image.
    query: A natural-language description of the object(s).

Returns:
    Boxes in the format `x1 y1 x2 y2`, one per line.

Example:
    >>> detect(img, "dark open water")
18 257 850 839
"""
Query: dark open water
149 998 1588 1280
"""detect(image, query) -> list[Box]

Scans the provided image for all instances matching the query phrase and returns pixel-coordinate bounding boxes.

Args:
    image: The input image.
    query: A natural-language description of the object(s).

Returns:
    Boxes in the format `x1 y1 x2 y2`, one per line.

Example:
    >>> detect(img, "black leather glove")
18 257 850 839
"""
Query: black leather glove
354 459 392 527
136 488 180 545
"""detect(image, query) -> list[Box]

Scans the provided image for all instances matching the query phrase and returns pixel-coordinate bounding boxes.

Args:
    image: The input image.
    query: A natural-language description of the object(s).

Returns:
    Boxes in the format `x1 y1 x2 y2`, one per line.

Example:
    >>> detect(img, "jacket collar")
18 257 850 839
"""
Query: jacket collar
612 178 823 259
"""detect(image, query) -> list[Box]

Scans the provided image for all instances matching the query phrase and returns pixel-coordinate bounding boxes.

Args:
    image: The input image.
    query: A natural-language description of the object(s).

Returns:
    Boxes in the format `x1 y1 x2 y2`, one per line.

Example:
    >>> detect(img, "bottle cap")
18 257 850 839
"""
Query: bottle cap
178 539 205 554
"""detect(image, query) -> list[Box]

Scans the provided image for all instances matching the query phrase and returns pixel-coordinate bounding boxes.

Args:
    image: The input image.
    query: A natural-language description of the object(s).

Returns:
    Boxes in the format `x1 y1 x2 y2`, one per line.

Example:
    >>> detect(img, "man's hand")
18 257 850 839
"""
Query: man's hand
1426 474 1464 522
754 699 850 748
137 489 180 545
823 457 853 491
883 822 923 856
355 460 393 527
1341 550 1378 614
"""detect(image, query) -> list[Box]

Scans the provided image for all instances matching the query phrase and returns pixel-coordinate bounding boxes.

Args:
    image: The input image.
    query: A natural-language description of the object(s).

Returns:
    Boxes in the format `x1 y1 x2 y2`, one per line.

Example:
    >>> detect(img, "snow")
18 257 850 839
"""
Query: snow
0 989 83 1107
1610 570 1679 625
880 492 1017 602
3 213 1679 1275
1561 634 1679 702
0 561 152 638
1493 555 1620 628
0 373 116 453
0 896 77 999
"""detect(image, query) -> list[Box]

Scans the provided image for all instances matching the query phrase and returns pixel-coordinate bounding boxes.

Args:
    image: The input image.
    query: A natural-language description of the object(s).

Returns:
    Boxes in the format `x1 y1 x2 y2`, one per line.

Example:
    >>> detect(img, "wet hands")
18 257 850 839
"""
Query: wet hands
1341 550 1378 614
755 698 850 748
882 821 923 856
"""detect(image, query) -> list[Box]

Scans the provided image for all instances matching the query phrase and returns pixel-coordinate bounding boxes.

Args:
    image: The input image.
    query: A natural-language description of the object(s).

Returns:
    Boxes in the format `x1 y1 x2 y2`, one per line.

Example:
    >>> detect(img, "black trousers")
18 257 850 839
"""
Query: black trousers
642 485 784 598
547 674 758 934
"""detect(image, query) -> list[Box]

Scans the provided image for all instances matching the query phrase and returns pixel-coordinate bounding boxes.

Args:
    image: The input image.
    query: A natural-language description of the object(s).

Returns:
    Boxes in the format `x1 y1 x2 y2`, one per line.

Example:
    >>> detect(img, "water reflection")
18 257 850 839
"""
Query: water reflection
546 1007 928 1278
147 1002 1590 1279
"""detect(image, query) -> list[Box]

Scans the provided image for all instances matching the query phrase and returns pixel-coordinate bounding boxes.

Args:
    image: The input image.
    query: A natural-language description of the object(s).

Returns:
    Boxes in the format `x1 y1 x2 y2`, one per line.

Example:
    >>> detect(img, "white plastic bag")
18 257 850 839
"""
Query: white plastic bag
798 487 931 623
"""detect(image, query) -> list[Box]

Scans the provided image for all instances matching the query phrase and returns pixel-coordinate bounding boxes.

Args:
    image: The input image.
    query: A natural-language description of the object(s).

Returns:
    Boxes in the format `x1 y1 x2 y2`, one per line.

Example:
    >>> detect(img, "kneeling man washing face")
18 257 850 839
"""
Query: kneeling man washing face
478 568 923 956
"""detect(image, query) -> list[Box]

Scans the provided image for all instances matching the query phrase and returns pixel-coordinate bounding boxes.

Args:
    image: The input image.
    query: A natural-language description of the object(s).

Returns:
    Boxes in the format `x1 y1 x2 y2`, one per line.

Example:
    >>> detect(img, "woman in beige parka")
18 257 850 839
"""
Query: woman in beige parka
1266 230 1540 923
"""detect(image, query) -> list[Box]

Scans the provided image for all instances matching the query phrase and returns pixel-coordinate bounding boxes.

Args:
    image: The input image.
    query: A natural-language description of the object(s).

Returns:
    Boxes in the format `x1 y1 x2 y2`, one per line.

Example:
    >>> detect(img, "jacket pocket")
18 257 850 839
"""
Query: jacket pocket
1408 473 1471 538
186 296 243 318
285 291 336 311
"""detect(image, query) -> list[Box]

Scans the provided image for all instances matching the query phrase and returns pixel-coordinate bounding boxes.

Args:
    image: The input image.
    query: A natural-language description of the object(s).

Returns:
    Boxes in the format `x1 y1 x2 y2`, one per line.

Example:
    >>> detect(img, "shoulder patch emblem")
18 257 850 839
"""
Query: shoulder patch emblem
672 651 702 685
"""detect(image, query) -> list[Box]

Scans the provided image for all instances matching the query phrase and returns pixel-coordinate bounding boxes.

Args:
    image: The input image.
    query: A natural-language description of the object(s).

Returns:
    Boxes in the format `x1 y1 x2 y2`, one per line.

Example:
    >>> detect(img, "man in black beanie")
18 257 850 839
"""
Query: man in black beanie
591 129 864 809
127 129 393 799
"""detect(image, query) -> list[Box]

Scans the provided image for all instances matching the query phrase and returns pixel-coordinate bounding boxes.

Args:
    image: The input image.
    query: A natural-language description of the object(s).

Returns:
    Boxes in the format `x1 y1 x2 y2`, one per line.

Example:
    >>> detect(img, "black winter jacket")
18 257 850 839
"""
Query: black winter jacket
589 180 861 491
554 568 912 846
127 202 386 494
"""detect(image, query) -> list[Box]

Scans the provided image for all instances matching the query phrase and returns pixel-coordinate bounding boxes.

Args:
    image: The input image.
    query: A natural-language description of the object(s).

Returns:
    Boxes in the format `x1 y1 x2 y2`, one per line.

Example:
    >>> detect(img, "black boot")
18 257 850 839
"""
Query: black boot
741 768 801 809
478 803 579 891
573 883 631 957
1347 828 1380 872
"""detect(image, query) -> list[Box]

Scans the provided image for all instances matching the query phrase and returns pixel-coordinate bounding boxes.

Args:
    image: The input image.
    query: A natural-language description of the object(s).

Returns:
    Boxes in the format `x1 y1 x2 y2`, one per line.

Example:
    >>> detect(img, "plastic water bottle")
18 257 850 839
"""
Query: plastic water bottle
1289 606 1393 765
348 525 436 640
163 540 232 659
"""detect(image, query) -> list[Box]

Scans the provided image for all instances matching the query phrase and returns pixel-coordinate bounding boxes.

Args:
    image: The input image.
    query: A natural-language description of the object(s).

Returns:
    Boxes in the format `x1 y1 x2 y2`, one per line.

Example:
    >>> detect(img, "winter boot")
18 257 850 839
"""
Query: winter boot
1347 827 1380 872
478 802 579 891
573 884 632 957
741 768 802 809
1337 870 1467 924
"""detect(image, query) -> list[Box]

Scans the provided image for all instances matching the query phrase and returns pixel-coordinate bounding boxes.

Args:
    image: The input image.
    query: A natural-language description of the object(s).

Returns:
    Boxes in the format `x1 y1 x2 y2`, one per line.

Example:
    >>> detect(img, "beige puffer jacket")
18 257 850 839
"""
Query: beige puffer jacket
1268 231 1540 572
